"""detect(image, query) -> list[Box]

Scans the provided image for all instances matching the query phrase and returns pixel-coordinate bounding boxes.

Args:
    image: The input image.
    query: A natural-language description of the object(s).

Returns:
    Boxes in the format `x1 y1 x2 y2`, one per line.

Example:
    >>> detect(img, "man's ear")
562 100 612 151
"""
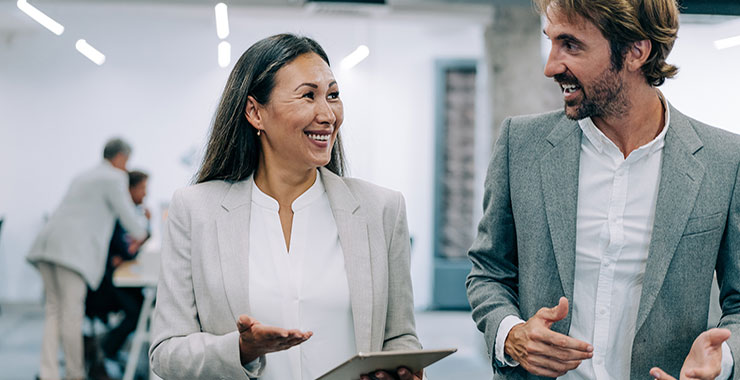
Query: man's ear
245 95 263 131
625 39 652 72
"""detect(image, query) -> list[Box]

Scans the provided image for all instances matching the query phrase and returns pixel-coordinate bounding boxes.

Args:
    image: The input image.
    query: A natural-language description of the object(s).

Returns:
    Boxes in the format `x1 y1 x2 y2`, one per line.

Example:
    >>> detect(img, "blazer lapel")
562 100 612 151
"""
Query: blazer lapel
216 179 254 321
320 168 374 353
539 117 582 302
635 107 705 333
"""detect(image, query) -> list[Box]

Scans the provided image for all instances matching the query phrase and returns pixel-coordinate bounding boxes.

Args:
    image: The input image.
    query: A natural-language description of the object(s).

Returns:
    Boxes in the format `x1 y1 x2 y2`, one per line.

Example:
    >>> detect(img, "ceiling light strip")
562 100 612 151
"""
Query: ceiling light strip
215 3 230 40
714 35 740 50
218 41 231 68
16 0 64 36
340 45 370 70
75 39 106 65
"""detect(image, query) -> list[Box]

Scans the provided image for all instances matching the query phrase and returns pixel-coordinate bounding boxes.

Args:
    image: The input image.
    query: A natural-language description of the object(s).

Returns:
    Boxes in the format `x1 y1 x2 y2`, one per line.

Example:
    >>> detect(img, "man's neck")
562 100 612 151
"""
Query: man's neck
591 86 666 159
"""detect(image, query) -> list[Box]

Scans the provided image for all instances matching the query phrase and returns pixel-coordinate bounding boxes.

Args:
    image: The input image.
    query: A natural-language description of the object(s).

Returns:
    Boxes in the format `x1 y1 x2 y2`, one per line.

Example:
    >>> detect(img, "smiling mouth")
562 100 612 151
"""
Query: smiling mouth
560 83 581 94
305 132 331 142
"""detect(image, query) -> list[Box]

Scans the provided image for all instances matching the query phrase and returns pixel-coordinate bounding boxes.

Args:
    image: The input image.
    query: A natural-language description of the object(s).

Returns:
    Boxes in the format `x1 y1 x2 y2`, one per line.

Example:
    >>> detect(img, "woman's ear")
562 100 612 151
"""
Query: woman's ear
245 95 263 132
626 39 652 72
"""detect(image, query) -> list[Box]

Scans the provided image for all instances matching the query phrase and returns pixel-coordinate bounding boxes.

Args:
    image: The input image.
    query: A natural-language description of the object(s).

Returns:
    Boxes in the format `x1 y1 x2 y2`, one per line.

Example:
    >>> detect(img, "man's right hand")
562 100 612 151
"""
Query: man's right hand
504 297 593 377
237 315 312 365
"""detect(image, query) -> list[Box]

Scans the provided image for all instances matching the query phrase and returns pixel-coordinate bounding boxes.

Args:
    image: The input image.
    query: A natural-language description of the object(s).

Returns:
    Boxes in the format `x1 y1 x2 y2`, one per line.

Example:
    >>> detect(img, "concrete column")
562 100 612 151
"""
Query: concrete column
485 5 562 140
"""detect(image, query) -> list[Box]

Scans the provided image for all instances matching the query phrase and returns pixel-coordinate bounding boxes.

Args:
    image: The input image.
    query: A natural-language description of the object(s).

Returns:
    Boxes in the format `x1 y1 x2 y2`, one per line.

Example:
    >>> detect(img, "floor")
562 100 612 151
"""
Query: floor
0 303 493 380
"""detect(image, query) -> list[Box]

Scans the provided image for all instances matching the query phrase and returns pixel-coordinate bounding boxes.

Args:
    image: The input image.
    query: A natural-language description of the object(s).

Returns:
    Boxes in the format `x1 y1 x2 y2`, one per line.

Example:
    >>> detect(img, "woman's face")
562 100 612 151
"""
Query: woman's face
251 52 343 172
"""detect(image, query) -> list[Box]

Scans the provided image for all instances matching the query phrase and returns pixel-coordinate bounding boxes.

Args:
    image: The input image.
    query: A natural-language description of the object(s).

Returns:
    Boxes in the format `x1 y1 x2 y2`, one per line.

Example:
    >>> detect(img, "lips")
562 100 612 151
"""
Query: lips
304 130 332 142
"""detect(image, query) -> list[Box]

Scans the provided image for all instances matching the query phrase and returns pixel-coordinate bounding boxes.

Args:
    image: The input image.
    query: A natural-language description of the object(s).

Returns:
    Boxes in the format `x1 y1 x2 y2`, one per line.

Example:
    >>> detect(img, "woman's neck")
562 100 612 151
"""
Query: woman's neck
254 159 317 208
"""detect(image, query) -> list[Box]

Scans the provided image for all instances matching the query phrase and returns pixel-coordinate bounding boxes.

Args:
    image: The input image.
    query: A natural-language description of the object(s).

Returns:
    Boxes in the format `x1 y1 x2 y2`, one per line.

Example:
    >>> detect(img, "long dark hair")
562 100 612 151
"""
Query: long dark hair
196 34 346 184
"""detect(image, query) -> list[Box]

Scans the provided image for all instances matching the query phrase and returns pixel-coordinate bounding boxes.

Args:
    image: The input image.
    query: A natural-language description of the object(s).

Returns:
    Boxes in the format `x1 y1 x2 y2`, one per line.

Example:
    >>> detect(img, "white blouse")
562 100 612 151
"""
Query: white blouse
248 171 357 380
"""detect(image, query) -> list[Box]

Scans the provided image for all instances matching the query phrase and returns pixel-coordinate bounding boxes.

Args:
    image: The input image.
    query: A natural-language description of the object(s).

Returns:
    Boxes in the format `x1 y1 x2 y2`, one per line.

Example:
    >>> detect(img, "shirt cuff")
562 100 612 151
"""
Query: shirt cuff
495 315 526 367
717 341 733 380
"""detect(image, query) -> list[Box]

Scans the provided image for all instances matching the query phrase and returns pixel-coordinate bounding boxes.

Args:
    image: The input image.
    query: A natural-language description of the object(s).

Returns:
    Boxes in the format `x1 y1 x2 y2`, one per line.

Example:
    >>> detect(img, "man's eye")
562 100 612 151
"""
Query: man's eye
328 91 340 100
302 92 315 99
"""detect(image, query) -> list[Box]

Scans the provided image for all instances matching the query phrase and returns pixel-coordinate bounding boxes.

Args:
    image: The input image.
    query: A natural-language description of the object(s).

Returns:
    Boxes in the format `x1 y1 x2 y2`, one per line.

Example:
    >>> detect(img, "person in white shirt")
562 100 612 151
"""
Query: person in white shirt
466 0 740 379
149 34 423 380
27 138 149 380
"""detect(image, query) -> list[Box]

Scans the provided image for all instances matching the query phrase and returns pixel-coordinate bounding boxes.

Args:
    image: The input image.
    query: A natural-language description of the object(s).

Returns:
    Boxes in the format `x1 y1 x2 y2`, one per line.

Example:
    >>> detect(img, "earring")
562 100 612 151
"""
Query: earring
257 130 261 136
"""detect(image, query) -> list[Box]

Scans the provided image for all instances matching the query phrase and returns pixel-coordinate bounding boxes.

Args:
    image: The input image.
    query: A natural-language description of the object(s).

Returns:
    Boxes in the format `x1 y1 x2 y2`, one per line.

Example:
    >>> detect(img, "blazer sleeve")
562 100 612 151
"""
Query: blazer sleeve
104 174 148 241
717 161 740 380
381 192 423 351
465 118 522 370
148 189 264 379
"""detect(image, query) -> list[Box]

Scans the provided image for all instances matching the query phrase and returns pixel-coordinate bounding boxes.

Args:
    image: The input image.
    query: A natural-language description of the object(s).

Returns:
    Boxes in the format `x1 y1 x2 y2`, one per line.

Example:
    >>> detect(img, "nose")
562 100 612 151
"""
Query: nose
315 98 337 125
543 46 565 78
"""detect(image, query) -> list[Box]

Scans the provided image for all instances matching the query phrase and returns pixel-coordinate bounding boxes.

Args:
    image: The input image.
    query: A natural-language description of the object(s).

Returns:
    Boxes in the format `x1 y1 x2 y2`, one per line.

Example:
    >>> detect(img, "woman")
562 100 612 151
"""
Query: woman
149 34 423 380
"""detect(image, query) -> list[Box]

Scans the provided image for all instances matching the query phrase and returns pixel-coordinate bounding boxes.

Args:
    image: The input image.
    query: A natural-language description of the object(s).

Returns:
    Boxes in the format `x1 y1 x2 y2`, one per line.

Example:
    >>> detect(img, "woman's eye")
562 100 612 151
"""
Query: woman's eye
328 91 340 100
302 92 315 99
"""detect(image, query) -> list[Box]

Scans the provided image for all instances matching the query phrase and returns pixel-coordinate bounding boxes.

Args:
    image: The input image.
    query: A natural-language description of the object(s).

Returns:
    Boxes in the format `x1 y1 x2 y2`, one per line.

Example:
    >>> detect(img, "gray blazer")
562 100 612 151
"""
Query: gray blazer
149 167 421 380
26 161 148 290
466 106 740 379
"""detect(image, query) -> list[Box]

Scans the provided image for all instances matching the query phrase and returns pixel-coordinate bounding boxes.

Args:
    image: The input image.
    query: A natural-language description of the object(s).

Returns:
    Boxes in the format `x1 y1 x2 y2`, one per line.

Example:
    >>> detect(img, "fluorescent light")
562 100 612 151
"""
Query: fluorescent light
16 0 64 36
714 35 740 50
215 3 229 40
75 39 105 65
218 41 231 68
340 45 370 70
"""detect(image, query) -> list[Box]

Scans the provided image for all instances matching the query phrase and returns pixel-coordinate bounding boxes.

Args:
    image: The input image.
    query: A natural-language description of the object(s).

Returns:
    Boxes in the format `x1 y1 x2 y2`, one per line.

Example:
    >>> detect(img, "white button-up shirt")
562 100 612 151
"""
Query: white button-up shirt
495 100 732 379
248 171 357 379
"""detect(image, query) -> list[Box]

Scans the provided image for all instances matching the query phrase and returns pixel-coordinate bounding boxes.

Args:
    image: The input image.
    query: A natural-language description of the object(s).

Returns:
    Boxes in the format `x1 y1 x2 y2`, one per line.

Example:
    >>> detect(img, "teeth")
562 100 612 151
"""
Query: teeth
307 133 330 141
561 84 579 94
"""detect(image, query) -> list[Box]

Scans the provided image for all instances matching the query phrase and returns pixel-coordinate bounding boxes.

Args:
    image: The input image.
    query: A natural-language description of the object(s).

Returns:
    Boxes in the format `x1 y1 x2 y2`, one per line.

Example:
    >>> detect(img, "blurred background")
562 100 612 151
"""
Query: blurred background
0 0 738 378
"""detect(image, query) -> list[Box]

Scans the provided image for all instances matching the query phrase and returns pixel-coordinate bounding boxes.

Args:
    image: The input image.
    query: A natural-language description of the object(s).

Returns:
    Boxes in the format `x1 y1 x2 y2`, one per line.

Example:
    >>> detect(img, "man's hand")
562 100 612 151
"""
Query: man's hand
504 297 593 377
360 367 422 380
237 315 312 365
650 328 731 380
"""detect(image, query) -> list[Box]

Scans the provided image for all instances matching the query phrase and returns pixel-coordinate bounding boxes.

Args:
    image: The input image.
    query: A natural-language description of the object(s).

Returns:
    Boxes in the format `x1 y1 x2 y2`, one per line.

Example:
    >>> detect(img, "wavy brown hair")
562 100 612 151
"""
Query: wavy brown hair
196 34 346 184
535 0 679 86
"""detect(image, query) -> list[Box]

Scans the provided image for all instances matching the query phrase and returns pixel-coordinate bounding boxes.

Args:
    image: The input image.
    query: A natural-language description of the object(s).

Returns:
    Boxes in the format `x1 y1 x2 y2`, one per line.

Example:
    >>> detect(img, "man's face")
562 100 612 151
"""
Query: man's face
129 179 147 205
543 7 629 120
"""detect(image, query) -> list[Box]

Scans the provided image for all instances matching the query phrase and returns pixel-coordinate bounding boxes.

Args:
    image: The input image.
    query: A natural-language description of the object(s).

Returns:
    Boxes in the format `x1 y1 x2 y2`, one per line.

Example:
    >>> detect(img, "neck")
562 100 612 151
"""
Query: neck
254 156 317 208
591 85 665 158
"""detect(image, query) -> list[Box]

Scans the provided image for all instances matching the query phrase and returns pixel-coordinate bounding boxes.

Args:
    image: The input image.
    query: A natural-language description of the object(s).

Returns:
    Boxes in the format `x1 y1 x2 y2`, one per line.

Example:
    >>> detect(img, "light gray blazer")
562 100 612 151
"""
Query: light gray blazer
26 160 148 290
466 106 740 379
149 167 421 380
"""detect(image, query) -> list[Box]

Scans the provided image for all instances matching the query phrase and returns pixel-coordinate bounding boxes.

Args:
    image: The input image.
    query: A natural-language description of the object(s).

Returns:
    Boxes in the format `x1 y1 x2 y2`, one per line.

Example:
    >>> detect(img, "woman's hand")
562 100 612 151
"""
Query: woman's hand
236 315 312 365
360 367 422 380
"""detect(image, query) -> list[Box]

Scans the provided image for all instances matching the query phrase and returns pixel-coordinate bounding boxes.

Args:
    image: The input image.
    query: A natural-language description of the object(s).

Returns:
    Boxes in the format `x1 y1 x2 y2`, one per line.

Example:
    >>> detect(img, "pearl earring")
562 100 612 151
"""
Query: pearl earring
257 130 261 136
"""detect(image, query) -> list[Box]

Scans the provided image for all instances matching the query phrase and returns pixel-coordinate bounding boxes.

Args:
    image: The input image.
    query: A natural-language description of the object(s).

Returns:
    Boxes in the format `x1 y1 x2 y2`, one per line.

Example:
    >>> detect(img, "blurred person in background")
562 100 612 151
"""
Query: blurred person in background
85 170 151 380
27 138 148 380
149 33 423 380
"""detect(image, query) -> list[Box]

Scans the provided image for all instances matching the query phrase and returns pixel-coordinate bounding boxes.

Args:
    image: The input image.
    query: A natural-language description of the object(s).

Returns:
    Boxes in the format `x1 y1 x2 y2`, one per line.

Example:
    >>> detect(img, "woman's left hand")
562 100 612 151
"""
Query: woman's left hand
360 367 422 380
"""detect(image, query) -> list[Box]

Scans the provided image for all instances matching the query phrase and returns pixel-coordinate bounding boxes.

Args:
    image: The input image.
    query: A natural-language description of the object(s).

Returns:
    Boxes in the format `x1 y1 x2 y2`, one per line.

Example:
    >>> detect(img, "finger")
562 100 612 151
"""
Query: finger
372 371 395 380
539 329 594 354
526 353 581 374
704 328 731 347
650 367 678 380
537 297 569 323
525 361 569 378
237 315 256 332
396 367 414 380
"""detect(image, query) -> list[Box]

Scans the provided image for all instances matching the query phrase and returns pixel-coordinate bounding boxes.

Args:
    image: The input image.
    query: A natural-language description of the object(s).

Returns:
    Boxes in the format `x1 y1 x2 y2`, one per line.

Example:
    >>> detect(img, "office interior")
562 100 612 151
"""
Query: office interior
0 0 738 379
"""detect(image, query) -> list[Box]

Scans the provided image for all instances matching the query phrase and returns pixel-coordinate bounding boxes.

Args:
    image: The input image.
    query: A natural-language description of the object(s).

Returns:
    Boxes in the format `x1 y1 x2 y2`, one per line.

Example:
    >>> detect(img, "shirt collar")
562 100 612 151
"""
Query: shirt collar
251 169 325 212
577 91 670 158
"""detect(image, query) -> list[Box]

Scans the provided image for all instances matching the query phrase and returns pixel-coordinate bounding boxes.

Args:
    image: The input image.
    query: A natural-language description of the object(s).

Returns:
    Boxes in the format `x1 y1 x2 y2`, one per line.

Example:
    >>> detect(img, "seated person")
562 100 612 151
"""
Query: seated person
85 171 150 375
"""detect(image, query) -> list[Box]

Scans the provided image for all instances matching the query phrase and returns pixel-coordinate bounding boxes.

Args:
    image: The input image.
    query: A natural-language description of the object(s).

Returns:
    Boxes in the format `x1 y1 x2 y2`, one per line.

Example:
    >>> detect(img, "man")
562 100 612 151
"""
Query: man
85 171 151 379
27 138 148 380
466 0 740 379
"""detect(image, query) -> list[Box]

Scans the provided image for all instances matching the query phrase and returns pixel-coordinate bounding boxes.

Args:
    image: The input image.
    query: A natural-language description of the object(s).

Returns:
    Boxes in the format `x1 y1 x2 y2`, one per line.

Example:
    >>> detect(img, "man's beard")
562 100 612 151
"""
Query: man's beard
554 65 629 121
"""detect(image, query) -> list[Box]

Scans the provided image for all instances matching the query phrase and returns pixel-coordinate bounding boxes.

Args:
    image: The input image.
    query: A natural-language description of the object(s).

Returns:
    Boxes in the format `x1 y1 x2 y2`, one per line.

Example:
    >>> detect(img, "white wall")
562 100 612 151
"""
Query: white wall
0 1 487 307
661 16 740 133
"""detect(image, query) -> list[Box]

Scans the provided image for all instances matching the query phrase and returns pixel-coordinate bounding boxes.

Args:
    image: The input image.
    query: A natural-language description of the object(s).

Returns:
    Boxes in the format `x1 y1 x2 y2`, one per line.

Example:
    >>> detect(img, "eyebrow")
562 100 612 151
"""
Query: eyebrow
293 81 338 91
544 30 584 45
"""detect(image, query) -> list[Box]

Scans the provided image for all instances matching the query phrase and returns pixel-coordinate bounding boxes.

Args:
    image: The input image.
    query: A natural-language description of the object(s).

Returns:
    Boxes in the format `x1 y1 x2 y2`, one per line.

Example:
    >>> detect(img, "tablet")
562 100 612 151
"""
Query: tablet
316 348 457 380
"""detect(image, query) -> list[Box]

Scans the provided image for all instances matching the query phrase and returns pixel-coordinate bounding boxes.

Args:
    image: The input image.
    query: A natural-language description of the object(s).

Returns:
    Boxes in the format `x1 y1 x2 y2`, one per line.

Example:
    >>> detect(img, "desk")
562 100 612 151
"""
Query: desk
113 248 160 380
